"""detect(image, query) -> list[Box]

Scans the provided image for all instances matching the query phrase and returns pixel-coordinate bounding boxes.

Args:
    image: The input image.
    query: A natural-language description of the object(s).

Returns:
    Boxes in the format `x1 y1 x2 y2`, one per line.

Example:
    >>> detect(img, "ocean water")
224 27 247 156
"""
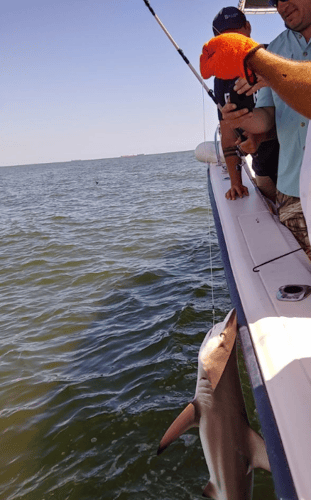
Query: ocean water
0 151 275 499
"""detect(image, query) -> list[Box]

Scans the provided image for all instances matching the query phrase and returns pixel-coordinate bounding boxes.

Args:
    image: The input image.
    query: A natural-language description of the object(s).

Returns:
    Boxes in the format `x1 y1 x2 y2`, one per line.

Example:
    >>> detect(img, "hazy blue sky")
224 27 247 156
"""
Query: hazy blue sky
1 0 285 166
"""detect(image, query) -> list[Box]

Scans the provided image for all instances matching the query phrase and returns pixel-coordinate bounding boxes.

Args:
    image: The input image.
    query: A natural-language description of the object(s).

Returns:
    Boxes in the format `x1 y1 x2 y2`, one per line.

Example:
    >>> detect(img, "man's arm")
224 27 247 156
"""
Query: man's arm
220 120 249 200
247 49 311 119
200 33 311 119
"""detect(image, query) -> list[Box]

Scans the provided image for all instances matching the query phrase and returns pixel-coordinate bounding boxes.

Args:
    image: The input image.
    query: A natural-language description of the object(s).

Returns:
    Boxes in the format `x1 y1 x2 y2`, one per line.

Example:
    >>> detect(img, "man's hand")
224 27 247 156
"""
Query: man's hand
226 183 249 200
221 101 254 130
233 76 268 96
200 33 264 83
235 130 260 154
222 101 275 135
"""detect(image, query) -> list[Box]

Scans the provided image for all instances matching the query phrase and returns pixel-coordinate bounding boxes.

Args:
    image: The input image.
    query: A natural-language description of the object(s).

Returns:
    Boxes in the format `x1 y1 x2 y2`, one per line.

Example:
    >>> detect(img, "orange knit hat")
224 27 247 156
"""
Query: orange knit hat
200 33 264 84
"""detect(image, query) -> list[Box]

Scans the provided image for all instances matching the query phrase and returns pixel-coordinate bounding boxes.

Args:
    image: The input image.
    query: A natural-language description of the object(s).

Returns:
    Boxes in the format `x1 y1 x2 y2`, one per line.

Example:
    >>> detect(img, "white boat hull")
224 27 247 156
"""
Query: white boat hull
207 156 311 500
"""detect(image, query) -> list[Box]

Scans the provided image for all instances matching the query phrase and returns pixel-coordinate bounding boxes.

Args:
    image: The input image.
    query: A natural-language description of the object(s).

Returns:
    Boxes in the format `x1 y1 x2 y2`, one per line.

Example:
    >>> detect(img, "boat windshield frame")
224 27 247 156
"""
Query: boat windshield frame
238 0 277 14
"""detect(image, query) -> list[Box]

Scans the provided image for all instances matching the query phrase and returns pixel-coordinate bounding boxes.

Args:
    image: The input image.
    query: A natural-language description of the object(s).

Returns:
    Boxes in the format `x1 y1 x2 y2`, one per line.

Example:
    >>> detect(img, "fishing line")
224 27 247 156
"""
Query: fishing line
201 84 216 326
143 0 253 325
142 0 249 156
143 0 221 323
142 0 221 110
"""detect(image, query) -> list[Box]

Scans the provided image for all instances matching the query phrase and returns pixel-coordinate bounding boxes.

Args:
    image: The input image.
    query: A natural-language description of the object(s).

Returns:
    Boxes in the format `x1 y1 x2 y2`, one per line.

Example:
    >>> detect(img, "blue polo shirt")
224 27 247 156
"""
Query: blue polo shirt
256 29 311 197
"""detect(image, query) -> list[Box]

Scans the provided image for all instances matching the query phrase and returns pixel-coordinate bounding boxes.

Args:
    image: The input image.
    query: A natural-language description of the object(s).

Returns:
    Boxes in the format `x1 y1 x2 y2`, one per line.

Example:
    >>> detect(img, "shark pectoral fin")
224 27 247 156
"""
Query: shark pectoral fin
202 481 217 498
247 427 271 472
157 402 199 455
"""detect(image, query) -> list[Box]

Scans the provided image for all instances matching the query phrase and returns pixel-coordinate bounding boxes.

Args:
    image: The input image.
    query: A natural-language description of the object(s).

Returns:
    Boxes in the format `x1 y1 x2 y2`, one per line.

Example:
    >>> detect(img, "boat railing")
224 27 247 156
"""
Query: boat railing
214 125 225 168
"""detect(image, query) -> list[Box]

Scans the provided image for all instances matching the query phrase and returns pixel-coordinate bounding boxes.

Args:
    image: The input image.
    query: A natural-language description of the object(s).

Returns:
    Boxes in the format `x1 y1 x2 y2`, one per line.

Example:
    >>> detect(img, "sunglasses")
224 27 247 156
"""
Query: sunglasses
268 0 289 6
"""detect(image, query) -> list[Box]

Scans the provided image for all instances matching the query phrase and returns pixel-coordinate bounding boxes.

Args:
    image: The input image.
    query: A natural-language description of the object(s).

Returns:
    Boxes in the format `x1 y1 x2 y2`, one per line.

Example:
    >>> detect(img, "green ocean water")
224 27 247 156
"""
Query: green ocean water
0 151 275 499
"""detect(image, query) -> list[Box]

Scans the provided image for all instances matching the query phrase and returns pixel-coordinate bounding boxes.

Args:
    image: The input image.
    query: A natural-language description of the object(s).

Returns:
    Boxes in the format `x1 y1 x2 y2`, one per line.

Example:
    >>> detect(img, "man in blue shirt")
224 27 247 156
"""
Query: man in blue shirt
220 0 311 258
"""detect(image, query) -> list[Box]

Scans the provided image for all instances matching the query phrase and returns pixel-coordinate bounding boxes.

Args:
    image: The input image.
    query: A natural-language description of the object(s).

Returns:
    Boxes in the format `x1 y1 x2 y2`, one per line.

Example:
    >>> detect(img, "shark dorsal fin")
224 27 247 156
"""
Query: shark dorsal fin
157 402 199 455
202 481 218 499
247 427 271 472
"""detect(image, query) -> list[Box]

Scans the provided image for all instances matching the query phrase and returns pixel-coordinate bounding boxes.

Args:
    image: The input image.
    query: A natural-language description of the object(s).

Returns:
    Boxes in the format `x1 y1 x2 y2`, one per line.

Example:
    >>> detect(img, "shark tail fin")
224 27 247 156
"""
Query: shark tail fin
157 402 199 455
247 427 271 472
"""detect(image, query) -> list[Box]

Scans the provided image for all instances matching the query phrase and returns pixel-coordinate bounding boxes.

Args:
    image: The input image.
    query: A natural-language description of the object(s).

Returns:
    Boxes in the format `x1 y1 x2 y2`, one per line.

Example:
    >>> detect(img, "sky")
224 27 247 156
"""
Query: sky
1 0 285 166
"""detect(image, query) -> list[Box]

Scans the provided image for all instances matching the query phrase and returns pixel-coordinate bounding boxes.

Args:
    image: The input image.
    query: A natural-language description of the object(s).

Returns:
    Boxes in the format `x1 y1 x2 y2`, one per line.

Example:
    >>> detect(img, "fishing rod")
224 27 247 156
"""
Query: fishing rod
142 0 221 110
143 0 252 160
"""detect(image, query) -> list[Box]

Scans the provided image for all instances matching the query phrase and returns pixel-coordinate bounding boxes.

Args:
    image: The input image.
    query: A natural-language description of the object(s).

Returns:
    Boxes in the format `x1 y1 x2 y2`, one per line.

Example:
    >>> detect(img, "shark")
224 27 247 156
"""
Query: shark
157 308 271 500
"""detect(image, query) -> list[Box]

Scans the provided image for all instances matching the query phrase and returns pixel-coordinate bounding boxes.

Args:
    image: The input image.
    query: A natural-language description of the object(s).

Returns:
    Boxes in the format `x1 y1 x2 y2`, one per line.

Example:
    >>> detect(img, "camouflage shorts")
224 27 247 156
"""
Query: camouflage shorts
276 190 311 260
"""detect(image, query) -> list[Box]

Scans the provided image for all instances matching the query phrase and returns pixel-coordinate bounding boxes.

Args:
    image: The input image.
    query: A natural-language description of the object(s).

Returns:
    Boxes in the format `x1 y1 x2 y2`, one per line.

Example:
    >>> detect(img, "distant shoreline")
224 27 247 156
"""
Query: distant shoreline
120 154 145 158
0 150 194 169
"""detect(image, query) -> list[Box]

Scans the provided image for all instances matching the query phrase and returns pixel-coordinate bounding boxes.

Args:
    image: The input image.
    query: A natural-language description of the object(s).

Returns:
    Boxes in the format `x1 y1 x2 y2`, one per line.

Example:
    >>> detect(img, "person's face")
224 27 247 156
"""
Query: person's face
278 0 311 36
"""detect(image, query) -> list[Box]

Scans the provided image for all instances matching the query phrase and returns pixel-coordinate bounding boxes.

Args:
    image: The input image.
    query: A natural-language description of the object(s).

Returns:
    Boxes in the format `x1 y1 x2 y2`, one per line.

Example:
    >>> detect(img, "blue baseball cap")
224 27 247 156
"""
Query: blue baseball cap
212 7 247 36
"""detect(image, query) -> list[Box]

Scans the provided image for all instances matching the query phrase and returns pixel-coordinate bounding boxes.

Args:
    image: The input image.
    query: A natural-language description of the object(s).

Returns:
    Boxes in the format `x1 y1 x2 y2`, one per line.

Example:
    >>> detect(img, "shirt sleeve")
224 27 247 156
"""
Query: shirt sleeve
255 86 274 108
